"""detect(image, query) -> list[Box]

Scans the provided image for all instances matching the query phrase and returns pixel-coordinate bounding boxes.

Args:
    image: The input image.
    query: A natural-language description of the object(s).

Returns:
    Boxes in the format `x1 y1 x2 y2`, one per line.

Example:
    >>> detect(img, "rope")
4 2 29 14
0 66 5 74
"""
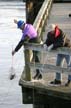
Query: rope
12 45 14 68
9 45 16 80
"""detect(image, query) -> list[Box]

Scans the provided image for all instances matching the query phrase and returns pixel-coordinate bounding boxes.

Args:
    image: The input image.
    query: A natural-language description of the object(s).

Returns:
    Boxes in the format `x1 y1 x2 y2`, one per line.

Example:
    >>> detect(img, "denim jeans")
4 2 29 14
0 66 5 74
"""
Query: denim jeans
56 54 71 81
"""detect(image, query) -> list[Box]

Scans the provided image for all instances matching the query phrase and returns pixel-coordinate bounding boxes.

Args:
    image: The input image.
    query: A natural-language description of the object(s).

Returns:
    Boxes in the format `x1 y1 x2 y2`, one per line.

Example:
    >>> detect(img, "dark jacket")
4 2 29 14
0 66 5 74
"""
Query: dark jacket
45 27 71 49
15 35 41 52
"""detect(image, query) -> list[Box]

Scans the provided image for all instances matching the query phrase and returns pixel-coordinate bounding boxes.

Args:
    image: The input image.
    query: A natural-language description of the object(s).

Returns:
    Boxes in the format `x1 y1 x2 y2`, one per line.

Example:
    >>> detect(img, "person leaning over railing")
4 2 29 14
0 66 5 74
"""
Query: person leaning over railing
43 24 71 86
12 19 42 80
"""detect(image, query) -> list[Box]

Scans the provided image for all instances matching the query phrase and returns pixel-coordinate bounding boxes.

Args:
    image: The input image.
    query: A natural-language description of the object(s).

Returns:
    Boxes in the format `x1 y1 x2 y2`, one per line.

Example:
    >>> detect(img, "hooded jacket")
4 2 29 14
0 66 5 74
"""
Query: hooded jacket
45 26 71 49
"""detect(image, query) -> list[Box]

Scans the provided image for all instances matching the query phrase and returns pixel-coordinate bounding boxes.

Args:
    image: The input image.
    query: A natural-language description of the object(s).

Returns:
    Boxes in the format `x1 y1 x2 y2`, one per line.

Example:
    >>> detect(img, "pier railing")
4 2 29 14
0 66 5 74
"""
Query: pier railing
33 0 53 37
24 43 71 75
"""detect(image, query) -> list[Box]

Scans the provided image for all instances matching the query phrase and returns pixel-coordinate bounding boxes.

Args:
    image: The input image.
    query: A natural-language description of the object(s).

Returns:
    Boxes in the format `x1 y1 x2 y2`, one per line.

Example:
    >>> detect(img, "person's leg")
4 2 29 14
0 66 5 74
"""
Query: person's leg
65 55 71 86
56 54 65 81
33 51 42 79
29 38 42 79
50 54 64 84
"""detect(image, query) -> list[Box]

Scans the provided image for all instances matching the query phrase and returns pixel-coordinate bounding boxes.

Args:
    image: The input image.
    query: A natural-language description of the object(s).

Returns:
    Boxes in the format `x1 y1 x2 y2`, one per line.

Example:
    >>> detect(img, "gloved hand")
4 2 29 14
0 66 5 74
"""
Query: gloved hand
43 44 48 49
12 50 16 56
14 19 18 24
47 44 53 51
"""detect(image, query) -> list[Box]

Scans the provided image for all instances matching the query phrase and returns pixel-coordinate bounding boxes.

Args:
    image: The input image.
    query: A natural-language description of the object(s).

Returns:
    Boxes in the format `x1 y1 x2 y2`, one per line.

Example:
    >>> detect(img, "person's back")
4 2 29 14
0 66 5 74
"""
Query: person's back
22 24 37 40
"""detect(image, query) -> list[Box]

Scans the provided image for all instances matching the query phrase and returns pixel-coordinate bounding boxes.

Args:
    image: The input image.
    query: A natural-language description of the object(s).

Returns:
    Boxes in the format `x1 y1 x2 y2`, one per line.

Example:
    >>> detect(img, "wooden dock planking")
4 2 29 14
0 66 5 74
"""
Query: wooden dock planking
45 3 71 37
19 77 71 100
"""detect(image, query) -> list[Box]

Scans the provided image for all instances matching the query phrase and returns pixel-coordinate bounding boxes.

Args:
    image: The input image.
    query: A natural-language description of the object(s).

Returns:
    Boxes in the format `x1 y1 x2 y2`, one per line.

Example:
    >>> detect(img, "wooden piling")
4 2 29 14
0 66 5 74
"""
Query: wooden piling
25 0 44 24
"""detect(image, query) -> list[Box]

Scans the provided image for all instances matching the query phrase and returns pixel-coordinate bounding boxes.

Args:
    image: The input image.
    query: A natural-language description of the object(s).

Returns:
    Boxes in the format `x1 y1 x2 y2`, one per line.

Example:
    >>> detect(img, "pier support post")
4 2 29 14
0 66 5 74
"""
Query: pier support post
25 0 44 24
24 49 32 81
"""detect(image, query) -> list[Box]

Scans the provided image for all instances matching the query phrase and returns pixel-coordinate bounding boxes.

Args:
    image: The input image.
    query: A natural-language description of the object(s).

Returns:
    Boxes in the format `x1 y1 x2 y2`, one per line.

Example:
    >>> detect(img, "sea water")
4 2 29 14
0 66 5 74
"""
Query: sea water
0 1 32 108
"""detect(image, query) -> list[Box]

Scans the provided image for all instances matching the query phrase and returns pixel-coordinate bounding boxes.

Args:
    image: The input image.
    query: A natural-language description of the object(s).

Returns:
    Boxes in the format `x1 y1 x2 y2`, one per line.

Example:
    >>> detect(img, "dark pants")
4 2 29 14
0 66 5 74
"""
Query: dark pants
29 37 41 74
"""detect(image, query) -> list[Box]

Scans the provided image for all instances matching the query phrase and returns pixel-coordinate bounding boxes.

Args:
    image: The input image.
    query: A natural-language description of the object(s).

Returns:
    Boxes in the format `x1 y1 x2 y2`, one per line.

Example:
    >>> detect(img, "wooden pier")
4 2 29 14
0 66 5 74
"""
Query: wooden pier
19 0 71 107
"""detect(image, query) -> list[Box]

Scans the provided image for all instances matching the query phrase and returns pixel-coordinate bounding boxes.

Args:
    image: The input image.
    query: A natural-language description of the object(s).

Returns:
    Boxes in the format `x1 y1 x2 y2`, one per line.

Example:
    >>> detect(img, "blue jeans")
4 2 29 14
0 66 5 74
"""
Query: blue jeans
56 54 71 81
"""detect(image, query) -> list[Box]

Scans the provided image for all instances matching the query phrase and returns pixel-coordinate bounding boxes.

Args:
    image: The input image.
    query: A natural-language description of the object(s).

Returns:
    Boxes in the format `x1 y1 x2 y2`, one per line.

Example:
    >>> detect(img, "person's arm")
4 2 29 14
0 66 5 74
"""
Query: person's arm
43 32 53 51
12 40 24 55
44 32 51 46
15 40 24 52
53 40 63 49
47 40 63 51
12 35 30 55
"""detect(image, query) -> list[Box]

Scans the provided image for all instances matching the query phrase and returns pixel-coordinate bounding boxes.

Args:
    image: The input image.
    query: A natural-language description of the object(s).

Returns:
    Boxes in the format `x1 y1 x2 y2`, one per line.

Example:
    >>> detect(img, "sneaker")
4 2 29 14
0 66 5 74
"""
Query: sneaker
33 71 40 79
37 74 42 80
33 72 42 80
69 14 71 17
50 79 61 85
65 80 71 86
33 74 38 79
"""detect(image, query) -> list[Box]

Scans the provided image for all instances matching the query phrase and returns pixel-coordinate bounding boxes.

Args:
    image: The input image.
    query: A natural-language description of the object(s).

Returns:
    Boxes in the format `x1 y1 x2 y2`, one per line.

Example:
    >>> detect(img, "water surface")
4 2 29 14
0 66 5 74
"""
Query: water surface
0 1 32 108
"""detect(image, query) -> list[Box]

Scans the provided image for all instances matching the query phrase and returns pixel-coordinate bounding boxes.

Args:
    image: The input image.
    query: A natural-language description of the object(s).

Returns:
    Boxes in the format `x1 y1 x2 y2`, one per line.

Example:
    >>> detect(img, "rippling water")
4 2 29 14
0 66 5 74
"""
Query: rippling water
0 1 32 108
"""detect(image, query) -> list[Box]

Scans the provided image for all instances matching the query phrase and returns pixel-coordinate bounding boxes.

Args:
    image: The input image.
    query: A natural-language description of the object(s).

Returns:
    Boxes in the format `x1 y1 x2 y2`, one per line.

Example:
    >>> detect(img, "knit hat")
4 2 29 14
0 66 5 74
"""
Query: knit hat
17 20 24 28
51 24 56 30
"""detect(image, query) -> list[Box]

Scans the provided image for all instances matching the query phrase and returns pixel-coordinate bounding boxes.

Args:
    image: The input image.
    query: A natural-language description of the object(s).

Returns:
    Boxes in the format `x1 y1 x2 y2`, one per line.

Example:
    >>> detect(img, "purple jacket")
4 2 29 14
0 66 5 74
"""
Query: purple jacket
21 24 37 40
15 23 38 52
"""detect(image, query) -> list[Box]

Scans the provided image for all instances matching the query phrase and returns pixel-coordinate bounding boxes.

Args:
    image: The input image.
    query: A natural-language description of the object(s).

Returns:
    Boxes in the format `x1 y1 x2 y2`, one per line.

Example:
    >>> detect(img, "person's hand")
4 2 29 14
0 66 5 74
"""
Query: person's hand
12 50 15 56
47 44 53 51
43 44 47 49
14 19 18 24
